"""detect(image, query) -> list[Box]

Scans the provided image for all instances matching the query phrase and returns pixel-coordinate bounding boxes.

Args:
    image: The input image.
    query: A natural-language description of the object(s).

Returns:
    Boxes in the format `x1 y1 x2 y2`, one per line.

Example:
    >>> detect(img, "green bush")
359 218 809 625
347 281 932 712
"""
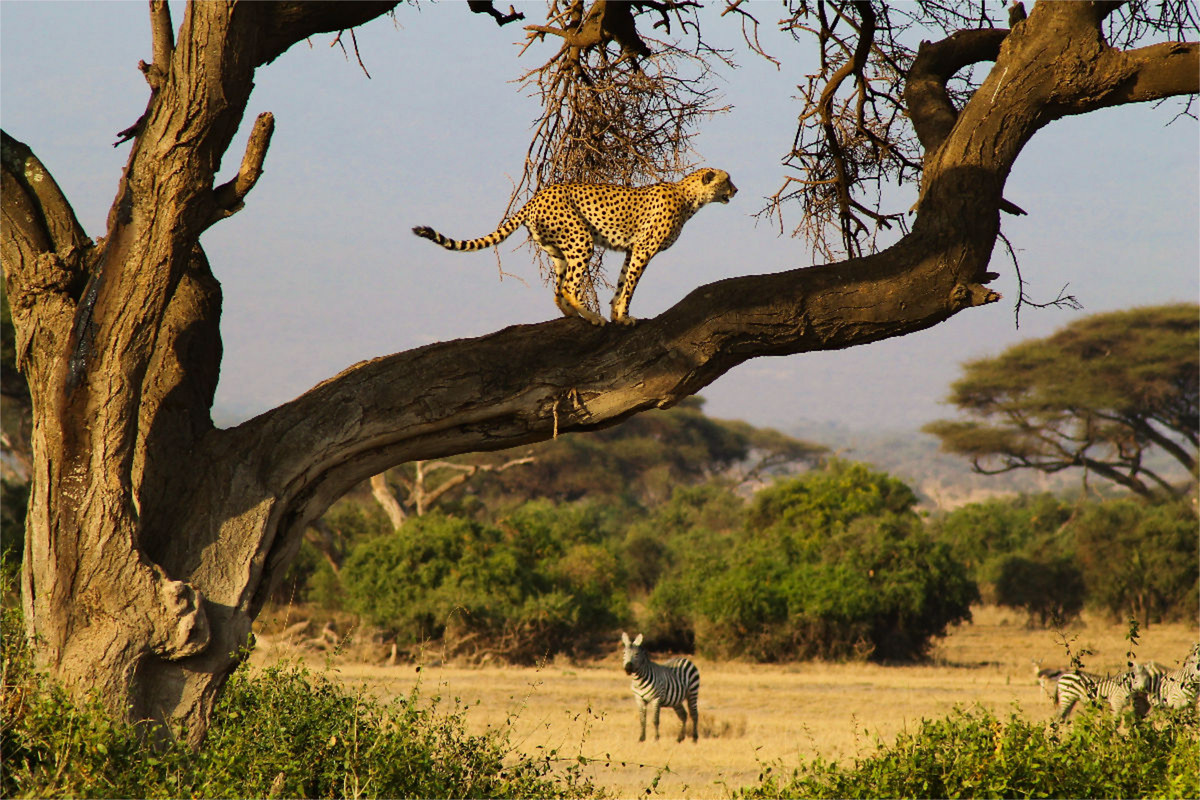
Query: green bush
1 592 599 799
736 705 1199 799
930 493 1197 624
926 493 1075 588
653 463 978 662
341 505 628 661
639 485 744 649
694 514 978 661
994 554 1087 626
1067 498 1199 623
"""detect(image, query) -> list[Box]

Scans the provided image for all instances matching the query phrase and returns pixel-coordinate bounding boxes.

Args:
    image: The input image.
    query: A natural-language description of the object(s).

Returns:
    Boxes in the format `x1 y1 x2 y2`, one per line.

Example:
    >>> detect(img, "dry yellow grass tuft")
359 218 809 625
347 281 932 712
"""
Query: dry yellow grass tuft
250 606 1198 799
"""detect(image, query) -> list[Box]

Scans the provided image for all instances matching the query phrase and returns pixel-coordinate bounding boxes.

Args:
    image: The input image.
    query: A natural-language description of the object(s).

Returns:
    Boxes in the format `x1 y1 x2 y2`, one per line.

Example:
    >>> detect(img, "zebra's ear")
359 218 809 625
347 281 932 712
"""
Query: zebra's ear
634 634 643 647
621 632 630 646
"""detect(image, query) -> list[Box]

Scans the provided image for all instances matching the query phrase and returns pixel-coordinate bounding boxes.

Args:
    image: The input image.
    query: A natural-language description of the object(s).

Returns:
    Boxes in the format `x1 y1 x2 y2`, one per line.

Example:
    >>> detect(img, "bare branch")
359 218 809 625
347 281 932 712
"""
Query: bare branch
330 28 373 78
370 472 407 529
720 0 779 67
210 112 276 226
764 1 921 260
146 0 175 89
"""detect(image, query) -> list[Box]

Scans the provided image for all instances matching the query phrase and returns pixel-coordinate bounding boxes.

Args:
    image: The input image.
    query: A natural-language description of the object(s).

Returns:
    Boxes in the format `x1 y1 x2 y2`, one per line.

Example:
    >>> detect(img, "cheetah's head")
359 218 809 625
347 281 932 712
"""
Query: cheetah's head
687 168 738 205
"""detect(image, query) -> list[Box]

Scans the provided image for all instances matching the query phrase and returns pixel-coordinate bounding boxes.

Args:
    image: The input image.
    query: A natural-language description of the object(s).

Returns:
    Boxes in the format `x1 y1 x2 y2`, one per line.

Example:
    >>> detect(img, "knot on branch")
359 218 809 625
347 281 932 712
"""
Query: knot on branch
137 59 168 91
11 252 80 312
950 282 1002 310
150 575 210 660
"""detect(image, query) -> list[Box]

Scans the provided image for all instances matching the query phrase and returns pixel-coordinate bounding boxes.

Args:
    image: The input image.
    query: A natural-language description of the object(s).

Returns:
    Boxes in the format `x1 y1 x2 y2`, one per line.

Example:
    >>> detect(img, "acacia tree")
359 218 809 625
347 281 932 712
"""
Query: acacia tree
1 1 1196 744
924 304 1199 498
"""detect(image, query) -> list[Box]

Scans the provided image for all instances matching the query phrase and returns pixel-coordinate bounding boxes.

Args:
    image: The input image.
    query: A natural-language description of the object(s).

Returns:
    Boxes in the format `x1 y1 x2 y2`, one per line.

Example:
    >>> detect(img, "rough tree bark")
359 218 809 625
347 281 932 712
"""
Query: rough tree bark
0 1 1195 744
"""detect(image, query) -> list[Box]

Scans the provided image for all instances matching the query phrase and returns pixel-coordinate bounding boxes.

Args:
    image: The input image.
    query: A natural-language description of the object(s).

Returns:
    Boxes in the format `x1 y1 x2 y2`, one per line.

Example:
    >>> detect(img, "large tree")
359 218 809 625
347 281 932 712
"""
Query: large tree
1 1 1196 743
924 304 1199 498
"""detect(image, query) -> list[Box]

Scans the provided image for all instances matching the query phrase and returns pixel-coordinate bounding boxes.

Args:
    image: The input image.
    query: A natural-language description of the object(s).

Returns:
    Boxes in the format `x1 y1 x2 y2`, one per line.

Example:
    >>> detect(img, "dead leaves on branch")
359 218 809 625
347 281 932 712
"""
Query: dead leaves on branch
516 0 729 196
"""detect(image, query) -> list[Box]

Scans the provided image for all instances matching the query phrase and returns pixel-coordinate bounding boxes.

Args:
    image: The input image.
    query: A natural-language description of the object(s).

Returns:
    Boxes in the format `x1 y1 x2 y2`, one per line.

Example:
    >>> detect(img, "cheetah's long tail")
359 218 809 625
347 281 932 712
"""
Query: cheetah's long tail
412 211 525 252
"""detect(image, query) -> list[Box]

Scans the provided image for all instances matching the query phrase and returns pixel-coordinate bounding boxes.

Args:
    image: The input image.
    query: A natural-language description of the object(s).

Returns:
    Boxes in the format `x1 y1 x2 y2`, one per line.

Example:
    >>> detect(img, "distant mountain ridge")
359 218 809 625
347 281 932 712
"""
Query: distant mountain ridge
786 420 1091 511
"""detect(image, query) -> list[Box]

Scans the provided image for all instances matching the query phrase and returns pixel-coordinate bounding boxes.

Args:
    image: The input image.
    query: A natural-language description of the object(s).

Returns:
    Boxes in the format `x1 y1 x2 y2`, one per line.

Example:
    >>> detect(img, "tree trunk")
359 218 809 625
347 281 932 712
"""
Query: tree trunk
1 1 1195 745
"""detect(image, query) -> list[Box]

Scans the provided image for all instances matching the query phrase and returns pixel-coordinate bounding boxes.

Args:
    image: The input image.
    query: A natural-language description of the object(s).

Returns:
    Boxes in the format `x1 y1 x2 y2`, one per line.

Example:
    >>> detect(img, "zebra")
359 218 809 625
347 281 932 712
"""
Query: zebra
1031 658 1069 704
1144 644 1200 710
620 632 700 743
1055 662 1152 720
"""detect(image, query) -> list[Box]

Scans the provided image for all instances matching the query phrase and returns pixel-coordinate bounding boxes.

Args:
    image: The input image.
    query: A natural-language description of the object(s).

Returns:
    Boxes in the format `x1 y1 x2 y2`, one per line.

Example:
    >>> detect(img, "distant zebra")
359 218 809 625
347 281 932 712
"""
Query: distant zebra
1139 660 1171 679
1144 644 1200 710
1055 662 1152 720
1031 658 1069 704
620 632 700 743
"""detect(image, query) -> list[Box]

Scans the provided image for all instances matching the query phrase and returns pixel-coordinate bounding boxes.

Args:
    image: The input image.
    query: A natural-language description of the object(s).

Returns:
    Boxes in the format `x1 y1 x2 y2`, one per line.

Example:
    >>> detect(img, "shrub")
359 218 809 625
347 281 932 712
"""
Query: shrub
341 506 628 661
0 478 28 573
735 705 1199 799
694 514 978 661
926 492 1075 589
994 554 1087 626
657 463 979 662
639 484 744 649
1067 498 1199 623
1 589 600 799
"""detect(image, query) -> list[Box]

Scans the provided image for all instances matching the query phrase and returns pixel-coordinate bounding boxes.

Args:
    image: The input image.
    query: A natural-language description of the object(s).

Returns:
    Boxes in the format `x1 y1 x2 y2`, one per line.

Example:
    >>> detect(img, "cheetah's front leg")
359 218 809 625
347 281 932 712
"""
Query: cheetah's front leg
611 249 653 325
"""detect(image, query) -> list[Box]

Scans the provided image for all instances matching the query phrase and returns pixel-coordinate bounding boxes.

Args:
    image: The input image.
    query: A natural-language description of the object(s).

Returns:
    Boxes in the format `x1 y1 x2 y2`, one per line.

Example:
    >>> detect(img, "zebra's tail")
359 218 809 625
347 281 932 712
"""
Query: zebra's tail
412 209 525 252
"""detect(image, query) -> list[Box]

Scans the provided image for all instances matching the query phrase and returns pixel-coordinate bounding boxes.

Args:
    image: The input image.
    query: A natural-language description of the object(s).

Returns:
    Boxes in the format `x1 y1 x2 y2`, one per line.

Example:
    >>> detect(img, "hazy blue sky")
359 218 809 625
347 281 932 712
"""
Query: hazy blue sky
3 2 1197 433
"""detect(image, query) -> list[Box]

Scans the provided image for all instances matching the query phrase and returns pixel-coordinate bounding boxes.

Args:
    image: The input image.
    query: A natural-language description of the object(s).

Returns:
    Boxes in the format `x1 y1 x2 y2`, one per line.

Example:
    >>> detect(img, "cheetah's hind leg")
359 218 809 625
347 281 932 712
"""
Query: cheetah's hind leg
554 264 605 325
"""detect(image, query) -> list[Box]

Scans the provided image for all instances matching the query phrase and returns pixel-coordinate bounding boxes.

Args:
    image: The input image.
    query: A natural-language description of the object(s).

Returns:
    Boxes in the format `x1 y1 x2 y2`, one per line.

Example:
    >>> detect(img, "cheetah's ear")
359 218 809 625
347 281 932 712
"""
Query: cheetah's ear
701 169 716 184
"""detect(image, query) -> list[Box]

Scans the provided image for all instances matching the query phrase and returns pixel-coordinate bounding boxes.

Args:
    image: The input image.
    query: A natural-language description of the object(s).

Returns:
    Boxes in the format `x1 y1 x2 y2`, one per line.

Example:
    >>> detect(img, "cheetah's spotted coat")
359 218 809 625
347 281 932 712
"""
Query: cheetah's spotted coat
412 168 737 325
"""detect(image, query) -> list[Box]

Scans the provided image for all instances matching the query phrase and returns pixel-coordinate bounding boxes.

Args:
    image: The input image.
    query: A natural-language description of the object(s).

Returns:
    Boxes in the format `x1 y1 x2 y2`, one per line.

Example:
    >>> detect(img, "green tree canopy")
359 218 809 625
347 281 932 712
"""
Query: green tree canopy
924 304 1199 498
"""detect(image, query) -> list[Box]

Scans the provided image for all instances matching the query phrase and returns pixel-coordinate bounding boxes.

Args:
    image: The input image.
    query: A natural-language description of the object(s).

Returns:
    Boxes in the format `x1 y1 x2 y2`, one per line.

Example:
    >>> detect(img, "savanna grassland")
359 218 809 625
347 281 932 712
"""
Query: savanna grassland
251 606 1200 799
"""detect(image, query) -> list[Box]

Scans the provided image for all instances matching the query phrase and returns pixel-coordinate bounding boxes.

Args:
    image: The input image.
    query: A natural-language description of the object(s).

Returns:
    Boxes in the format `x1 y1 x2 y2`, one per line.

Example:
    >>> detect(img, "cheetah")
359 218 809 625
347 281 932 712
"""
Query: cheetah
412 168 737 325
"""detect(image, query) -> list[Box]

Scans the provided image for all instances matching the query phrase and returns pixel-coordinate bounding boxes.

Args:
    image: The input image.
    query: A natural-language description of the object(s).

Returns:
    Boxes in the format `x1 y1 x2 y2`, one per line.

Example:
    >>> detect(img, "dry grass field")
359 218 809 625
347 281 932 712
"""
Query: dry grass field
251 607 1198 798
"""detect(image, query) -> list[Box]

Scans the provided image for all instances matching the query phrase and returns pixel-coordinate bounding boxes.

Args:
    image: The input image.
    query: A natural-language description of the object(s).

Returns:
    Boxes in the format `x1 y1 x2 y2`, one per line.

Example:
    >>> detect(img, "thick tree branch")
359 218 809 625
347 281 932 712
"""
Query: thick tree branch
467 1 526 27
252 2 400 67
226 204 1000 549
905 28 1009 154
1061 40 1200 113
0 131 91 378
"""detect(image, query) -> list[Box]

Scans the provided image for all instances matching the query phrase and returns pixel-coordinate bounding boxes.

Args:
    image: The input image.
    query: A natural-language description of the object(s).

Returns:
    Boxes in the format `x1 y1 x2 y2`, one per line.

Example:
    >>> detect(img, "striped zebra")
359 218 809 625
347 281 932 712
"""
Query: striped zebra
1055 662 1152 720
620 632 700 743
1144 644 1200 710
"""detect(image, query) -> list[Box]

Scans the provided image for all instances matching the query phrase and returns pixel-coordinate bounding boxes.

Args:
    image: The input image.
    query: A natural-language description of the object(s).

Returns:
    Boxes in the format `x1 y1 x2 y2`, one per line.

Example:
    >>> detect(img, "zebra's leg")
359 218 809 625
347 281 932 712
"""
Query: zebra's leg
636 697 648 743
651 699 662 741
672 705 688 742
688 696 699 743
